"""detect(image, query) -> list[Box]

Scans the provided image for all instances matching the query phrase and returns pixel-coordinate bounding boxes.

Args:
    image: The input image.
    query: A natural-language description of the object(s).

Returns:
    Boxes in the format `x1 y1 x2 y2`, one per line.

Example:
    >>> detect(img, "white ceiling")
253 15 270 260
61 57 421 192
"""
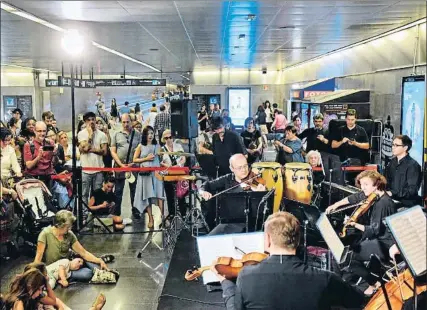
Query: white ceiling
1 0 426 81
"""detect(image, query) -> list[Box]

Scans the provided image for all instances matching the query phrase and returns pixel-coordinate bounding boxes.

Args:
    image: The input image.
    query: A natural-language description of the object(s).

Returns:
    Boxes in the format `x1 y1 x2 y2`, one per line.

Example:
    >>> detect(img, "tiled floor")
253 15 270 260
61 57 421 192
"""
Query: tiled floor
0 181 172 310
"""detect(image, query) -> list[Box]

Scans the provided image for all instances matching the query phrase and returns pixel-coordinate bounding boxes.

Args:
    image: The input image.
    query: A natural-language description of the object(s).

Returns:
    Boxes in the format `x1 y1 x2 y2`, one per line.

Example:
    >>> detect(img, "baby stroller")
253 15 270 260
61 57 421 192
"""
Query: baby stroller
13 179 58 253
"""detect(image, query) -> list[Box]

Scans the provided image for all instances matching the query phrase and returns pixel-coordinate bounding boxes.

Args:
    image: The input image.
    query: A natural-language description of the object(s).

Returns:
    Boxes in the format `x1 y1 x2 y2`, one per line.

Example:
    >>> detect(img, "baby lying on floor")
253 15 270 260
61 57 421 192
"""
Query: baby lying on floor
47 258 84 289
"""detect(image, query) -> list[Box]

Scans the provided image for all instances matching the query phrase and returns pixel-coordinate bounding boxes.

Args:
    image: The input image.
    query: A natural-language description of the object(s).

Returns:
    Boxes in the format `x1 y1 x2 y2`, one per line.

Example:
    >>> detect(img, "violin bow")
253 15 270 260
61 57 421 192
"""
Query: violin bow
207 172 263 200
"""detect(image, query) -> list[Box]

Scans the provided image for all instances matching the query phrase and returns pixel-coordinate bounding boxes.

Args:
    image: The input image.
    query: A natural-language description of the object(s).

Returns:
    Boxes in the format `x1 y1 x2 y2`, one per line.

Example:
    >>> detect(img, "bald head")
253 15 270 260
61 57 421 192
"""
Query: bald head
229 154 246 168
121 113 132 131
35 121 47 141
229 154 249 180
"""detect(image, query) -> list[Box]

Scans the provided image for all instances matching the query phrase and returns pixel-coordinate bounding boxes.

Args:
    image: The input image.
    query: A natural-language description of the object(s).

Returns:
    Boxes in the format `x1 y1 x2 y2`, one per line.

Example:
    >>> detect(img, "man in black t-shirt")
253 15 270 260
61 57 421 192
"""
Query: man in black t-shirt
241 118 262 165
88 177 116 217
298 113 329 153
331 109 369 165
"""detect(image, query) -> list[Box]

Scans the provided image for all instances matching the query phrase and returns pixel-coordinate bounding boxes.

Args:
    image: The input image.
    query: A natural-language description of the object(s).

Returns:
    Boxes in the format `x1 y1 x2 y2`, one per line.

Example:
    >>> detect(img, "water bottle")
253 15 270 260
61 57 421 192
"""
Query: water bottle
320 253 327 270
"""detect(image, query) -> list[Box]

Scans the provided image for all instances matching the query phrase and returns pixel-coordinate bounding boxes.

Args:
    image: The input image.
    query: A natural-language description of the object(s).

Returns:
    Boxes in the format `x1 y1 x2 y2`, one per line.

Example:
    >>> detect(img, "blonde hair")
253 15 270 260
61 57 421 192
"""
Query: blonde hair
306 150 322 166
265 212 300 249
161 129 172 143
150 107 157 112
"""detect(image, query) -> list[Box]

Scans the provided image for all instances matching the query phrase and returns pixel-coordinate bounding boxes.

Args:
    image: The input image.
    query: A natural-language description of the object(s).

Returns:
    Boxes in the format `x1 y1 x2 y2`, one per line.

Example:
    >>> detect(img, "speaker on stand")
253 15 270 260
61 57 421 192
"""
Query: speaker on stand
171 99 199 139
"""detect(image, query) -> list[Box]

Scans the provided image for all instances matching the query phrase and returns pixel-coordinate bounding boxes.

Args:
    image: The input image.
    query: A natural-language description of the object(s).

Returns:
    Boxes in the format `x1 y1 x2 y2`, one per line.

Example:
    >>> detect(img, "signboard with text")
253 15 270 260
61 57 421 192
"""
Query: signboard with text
55 77 166 88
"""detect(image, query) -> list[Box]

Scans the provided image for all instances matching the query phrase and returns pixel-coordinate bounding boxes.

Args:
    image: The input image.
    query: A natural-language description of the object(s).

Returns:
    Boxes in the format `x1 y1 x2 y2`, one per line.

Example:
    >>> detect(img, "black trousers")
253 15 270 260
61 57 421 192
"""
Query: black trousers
351 239 387 285
164 182 186 217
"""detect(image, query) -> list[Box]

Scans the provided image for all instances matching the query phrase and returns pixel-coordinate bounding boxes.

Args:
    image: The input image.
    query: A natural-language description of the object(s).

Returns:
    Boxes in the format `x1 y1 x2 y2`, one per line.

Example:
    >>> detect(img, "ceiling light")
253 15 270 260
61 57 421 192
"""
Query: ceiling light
239 34 246 40
247 14 256 21
61 30 84 56
278 47 307 50
180 75 190 81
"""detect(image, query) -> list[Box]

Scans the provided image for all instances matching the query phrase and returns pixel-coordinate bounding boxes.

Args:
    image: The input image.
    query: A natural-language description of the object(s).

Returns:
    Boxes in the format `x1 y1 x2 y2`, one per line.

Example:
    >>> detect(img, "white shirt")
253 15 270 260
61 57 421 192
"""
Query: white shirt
265 108 273 123
161 142 185 166
78 128 107 174
65 144 80 167
147 112 157 128
1 145 21 179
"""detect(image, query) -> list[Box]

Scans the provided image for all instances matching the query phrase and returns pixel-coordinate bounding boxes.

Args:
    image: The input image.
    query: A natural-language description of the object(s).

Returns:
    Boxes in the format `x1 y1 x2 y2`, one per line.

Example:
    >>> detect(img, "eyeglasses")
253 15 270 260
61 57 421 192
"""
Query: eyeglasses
392 143 404 147
36 130 46 133
164 136 172 140
233 164 248 171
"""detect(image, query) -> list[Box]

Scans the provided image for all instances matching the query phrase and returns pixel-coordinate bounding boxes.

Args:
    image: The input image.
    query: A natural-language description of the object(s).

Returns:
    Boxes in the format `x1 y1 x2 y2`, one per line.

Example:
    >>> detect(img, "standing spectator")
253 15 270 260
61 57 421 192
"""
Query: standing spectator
154 104 171 143
110 98 119 122
133 121 143 133
241 117 263 165
221 109 229 118
120 101 131 115
42 111 56 133
264 101 274 132
298 113 330 153
255 105 268 136
271 109 287 133
19 117 36 142
212 104 221 118
110 114 141 218
134 102 141 114
1 127 22 182
11 108 23 135
274 125 304 164
57 131 80 168
133 126 165 228
23 122 58 188
7 117 19 139
51 118 60 133
96 117 112 168
78 112 108 218
146 107 157 128
197 105 208 132
292 115 302 134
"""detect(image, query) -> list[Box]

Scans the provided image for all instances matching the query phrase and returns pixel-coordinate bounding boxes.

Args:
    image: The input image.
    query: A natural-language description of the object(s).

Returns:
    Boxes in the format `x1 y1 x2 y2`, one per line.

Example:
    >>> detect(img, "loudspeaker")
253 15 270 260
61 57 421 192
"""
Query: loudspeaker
171 99 198 138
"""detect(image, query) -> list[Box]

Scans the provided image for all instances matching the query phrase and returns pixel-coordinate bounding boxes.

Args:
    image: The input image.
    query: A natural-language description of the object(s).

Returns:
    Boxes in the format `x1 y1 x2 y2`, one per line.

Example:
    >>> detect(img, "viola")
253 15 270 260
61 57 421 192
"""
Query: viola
185 252 268 281
340 192 377 238
240 171 266 191
365 269 427 310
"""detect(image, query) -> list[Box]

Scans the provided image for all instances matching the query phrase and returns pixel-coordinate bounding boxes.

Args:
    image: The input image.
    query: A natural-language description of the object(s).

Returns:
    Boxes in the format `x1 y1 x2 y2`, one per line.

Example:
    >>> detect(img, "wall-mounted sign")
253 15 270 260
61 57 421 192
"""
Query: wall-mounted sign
303 90 333 98
45 79 59 87
2 95 32 122
55 77 166 88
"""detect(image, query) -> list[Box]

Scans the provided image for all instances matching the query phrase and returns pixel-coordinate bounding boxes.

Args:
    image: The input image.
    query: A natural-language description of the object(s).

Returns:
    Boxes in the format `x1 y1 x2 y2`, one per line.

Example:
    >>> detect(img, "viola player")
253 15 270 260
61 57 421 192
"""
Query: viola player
211 212 364 309
326 171 397 296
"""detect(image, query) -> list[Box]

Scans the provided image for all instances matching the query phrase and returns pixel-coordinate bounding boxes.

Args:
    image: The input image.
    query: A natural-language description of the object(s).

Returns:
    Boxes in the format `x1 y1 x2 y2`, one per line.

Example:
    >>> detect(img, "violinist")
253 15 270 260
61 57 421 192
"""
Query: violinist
326 171 397 296
199 154 265 233
211 212 364 310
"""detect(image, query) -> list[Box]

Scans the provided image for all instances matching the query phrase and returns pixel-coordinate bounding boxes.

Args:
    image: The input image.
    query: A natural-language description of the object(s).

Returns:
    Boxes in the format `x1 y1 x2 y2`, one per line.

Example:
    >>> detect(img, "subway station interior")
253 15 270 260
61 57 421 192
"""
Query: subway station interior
0 1 426 310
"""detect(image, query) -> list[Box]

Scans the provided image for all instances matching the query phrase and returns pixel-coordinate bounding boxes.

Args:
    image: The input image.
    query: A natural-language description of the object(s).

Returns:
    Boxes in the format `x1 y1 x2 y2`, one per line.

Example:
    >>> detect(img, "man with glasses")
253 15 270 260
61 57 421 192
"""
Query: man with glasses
298 113 329 153
385 135 422 208
211 116 247 177
78 112 108 220
110 114 141 219
23 121 58 188
199 154 265 233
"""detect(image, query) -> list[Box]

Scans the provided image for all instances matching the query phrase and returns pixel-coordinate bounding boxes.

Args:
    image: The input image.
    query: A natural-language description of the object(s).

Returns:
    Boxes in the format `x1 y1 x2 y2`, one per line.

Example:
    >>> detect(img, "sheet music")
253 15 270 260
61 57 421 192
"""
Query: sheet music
196 232 264 284
316 214 346 263
386 206 426 276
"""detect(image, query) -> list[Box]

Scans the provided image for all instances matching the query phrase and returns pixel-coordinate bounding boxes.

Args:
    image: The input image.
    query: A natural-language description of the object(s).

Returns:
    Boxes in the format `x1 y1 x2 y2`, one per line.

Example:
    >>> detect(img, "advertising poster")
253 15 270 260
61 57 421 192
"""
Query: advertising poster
381 115 394 169
228 88 251 126
401 76 425 168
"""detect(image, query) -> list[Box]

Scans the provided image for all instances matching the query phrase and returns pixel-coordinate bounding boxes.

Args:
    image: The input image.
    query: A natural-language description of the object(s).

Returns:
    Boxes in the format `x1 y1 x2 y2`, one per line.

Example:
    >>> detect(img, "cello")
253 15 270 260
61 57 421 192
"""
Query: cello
185 252 268 281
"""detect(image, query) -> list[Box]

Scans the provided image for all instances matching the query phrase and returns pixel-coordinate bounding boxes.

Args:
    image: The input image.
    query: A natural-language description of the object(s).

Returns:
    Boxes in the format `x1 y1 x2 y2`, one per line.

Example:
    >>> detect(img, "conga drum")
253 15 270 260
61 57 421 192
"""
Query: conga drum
252 162 283 213
283 163 313 205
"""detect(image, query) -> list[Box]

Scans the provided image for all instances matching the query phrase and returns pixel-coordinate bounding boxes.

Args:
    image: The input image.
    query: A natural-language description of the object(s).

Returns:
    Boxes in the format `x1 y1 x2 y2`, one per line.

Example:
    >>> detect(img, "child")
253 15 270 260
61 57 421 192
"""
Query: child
46 258 84 289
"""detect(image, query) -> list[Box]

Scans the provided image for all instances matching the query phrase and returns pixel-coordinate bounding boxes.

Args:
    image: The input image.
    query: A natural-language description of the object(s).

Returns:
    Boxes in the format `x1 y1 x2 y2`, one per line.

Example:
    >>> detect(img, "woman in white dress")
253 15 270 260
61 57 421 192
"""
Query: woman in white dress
133 126 164 228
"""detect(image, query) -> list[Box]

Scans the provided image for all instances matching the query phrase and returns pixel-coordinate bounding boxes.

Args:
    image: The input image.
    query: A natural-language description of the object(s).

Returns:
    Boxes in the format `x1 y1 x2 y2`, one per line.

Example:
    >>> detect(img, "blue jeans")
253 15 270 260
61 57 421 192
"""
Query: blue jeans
69 261 99 282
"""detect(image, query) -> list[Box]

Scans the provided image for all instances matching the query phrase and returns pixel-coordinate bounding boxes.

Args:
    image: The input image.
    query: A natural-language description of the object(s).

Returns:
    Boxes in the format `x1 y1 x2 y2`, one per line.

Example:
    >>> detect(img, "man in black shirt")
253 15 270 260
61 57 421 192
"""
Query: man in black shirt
212 212 365 309
298 113 329 153
211 116 247 176
385 135 422 208
331 109 369 165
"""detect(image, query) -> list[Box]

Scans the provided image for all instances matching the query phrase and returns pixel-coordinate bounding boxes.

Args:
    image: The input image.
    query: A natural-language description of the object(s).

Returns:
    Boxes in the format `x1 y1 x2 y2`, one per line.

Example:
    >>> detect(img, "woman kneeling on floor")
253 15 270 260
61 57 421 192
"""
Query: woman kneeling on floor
34 210 113 283
1 267 106 310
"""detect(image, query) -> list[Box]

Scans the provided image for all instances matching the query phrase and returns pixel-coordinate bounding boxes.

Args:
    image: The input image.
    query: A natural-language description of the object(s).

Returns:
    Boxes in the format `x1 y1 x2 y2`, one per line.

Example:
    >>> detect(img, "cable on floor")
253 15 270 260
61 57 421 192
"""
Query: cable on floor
158 294 226 307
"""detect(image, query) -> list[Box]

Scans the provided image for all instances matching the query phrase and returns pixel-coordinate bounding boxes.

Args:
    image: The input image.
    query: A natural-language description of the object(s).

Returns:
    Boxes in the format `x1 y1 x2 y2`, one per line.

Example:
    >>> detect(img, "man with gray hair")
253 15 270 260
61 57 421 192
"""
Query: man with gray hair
110 113 141 218
23 121 58 188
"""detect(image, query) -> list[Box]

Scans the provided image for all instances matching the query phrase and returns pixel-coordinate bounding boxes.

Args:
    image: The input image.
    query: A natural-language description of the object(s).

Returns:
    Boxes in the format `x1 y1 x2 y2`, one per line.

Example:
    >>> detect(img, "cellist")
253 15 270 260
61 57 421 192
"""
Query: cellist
326 171 397 296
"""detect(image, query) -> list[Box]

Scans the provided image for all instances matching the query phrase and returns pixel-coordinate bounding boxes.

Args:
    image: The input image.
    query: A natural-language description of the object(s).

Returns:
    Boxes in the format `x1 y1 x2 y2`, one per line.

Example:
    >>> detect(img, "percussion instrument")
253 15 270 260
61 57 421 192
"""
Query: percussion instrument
283 163 313 205
155 173 196 182
252 162 283 213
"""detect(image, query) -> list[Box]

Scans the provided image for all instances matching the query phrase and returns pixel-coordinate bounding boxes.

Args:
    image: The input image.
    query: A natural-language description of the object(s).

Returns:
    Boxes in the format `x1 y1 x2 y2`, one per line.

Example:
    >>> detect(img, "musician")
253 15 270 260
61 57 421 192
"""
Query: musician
326 171 397 296
212 211 364 309
385 135 422 208
110 113 141 218
240 118 263 165
331 109 369 165
298 113 329 153
199 154 265 232
211 117 247 176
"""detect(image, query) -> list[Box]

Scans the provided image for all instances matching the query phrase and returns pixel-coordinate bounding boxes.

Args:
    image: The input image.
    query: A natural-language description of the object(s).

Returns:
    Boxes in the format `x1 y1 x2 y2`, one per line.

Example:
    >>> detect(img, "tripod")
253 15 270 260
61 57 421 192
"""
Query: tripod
184 177 210 237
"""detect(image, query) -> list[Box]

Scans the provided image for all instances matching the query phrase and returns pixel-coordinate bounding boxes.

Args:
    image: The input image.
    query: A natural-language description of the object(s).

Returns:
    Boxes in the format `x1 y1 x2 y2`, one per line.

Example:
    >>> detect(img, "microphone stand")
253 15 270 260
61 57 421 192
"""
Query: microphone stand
256 188 275 231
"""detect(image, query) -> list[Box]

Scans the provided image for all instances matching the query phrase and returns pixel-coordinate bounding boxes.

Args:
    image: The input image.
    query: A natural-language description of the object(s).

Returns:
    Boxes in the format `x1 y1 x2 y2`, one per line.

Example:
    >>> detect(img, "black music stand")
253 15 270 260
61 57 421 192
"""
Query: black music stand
218 191 272 232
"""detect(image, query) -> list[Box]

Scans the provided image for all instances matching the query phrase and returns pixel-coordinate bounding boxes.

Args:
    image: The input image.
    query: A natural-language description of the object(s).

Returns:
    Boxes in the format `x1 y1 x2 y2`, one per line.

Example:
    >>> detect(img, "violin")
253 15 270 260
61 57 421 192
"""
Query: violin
340 192 377 238
240 171 266 191
365 269 427 310
185 252 268 281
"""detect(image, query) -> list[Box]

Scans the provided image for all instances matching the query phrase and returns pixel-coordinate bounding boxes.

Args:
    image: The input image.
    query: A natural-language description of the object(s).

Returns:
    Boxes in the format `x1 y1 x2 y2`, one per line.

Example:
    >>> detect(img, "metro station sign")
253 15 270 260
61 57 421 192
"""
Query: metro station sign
303 90 333 98
53 76 166 88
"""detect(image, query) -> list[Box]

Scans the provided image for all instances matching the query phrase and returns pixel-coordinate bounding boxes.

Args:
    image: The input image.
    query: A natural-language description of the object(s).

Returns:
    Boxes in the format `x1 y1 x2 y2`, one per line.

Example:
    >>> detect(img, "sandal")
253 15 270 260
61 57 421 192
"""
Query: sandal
147 217 154 229
91 293 106 310
101 254 115 264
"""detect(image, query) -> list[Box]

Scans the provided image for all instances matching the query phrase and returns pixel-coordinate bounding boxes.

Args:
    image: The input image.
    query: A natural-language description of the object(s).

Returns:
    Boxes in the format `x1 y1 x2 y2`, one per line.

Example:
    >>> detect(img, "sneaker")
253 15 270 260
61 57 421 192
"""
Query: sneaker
122 218 133 226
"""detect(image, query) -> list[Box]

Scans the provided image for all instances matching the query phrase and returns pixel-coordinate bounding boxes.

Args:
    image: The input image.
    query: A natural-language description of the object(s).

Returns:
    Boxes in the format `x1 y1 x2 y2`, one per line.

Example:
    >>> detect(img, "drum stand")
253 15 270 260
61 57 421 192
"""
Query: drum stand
184 181 210 237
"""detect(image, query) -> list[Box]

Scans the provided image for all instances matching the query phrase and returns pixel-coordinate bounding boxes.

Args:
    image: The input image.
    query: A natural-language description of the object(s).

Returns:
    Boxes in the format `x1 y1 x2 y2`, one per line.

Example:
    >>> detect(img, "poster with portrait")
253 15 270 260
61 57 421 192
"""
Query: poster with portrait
401 76 425 169
228 88 251 126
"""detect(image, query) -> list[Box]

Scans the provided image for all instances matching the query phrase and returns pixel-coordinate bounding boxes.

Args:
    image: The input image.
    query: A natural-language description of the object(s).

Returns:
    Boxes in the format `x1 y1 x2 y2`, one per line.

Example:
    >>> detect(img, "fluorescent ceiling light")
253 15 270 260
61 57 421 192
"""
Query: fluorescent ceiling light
279 47 306 50
180 75 190 81
1 2 161 73
1 63 57 72
284 18 426 70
